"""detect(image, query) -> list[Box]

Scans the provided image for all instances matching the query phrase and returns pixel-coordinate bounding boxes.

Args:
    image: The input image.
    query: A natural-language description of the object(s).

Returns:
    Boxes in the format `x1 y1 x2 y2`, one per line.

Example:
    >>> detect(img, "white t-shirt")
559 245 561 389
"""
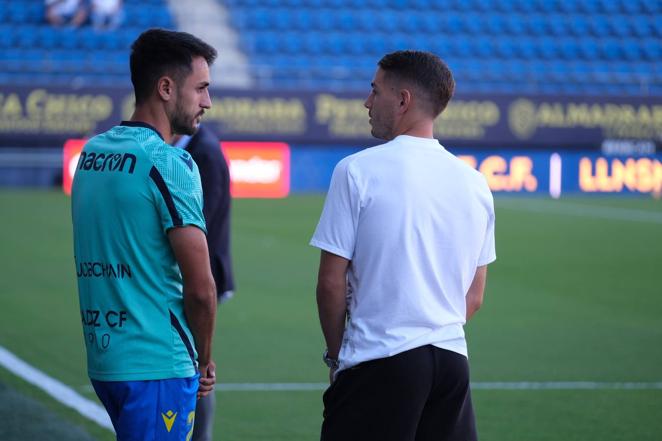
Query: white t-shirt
46 0 81 15
91 0 120 14
310 135 496 374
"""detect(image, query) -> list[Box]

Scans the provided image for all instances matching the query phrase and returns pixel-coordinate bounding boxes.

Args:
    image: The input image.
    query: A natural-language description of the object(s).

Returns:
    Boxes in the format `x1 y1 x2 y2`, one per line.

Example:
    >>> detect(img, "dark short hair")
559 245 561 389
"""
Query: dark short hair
378 50 455 117
130 28 217 104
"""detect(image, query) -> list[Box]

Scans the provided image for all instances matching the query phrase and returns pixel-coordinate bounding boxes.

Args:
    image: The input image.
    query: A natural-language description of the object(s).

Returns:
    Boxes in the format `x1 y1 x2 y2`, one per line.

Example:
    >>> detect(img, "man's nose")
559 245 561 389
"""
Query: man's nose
201 90 212 109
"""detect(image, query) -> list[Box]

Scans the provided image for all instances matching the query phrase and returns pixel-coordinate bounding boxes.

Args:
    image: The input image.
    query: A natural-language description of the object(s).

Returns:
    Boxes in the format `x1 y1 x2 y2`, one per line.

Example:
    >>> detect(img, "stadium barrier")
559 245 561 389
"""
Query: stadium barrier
62 141 662 198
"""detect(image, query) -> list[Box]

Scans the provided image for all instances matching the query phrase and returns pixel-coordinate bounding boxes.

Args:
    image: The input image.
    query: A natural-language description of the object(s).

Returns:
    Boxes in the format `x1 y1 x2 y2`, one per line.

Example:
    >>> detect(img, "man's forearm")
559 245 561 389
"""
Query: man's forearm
466 265 488 321
184 287 217 365
317 285 347 358
316 251 350 359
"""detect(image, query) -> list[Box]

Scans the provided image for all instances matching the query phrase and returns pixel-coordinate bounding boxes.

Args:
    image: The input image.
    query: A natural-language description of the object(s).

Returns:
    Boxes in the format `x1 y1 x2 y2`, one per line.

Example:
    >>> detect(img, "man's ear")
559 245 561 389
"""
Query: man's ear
157 76 175 102
398 89 412 114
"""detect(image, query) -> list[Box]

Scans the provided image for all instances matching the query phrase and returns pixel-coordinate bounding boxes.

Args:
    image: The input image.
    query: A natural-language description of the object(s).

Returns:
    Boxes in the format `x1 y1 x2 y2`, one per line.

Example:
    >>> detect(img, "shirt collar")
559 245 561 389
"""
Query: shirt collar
120 121 164 141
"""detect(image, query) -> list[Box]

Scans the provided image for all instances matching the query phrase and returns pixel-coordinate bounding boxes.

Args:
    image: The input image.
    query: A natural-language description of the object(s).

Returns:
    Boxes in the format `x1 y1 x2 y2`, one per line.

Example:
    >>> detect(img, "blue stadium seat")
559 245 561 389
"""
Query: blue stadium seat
474 37 494 58
588 15 611 36
600 38 622 60
377 10 398 32
272 9 293 31
280 32 302 54
528 0 548 13
451 13 469 33
620 39 642 61
641 39 661 60
496 38 517 59
621 0 643 13
419 14 439 33
8 3 31 24
568 15 590 37
609 16 632 37
629 15 652 38
642 0 660 14
0 25 15 48
336 10 357 31
35 27 57 49
255 32 279 54
322 33 344 55
579 39 600 59
16 26 39 49
303 33 323 54
463 13 484 34
485 14 505 34
600 0 620 14
290 9 312 30
312 9 335 31
550 14 571 36
514 39 536 59
522 14 545 35
538 39 560 59
559 39 580 60
506 14 527 35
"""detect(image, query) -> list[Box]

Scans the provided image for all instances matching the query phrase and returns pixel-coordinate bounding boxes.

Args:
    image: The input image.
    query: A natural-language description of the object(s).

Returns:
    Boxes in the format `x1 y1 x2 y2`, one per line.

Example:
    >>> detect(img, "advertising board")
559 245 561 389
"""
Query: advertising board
4 85 658 150
62 139 291 198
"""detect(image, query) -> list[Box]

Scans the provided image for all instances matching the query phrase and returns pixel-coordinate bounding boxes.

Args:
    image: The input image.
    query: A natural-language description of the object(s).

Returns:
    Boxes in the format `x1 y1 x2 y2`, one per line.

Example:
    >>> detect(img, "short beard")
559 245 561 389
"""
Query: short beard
170 99 198 136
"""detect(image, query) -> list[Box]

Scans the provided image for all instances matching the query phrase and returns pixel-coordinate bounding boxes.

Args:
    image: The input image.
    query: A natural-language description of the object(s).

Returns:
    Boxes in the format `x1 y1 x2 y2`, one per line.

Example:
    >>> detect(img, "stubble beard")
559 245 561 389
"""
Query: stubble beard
370 115 394 141
171 99 199 136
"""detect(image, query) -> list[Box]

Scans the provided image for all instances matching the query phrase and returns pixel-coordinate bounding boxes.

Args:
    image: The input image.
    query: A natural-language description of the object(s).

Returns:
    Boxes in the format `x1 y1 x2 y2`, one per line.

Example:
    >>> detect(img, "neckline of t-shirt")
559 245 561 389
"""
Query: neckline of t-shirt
393 134 445 149
120 121 164 141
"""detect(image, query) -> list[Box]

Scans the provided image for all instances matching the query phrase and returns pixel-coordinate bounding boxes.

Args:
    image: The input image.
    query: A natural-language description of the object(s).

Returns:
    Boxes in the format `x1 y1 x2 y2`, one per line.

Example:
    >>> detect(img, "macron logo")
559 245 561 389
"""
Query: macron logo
161 410 177 432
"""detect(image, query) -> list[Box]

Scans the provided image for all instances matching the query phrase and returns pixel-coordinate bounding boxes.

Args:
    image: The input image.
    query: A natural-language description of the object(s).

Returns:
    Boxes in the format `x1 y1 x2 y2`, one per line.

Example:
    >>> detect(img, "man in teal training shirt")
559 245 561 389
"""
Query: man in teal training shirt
71 28 218 440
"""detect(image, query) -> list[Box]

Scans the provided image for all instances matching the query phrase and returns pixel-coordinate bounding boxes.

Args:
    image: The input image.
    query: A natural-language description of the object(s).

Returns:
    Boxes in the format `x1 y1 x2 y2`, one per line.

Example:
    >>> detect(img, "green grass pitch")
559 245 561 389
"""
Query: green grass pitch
0 190 660 440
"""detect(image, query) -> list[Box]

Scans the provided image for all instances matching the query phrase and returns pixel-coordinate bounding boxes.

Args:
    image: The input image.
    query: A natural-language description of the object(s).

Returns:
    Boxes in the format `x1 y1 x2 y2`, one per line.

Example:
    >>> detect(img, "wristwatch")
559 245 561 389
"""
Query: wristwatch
322 349 339 370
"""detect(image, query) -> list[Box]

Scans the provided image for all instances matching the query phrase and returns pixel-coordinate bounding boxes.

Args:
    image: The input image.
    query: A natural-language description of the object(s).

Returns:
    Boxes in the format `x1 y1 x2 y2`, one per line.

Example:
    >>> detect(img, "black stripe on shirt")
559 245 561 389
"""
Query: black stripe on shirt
149 166 183 227
170 310 196 368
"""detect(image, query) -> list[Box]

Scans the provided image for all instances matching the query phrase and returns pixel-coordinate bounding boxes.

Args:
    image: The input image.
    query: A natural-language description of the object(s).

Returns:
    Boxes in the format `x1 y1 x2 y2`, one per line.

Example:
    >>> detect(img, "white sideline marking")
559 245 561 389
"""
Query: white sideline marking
470 381 662 390
80 381 662 393
0 345 114 432
497 199 662 224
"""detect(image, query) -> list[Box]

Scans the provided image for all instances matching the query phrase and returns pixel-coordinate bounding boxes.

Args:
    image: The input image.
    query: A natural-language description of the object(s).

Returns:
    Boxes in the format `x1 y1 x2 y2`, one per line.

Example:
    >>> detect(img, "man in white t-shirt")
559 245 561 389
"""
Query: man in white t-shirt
45 0 87 28
310 50 496 441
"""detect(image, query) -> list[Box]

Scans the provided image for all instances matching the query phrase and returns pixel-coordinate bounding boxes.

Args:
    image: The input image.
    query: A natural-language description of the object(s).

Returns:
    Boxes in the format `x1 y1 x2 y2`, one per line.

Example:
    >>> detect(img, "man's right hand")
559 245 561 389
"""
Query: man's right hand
197 360 216 399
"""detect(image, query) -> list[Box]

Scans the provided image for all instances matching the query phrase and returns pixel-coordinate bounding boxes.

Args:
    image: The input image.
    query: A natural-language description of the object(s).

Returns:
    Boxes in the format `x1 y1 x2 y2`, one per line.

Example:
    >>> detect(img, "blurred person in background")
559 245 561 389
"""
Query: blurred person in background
311 50 496 441
90 0 124 31
71 29 218 441
172 123 236 441
45 0 88 28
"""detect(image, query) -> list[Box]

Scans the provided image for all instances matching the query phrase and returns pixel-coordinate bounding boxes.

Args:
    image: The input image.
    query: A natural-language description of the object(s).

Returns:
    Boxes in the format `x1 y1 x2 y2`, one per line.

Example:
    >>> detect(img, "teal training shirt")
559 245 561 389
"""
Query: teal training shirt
71 121 206 381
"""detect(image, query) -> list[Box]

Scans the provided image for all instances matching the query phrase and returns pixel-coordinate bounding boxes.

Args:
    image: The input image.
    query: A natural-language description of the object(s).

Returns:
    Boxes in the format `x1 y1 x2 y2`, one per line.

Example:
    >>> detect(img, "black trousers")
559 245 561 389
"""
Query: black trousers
321 345 477 441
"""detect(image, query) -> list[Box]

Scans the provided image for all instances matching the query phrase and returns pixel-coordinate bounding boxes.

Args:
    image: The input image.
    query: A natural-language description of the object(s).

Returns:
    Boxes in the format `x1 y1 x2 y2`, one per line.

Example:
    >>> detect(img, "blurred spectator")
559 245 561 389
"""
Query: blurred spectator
45 0 88 28
90 0 124 31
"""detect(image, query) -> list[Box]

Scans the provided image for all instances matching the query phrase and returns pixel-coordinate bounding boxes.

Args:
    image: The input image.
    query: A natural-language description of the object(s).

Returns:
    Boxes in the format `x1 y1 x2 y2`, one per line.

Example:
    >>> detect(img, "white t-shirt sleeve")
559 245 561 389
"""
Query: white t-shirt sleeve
477 192 497 266
309 159 360 260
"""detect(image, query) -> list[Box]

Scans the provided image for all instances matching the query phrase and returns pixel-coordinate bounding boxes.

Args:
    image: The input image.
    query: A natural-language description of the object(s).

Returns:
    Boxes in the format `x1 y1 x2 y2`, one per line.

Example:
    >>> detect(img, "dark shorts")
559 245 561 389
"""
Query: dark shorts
92 375 199 441
321 345 477 441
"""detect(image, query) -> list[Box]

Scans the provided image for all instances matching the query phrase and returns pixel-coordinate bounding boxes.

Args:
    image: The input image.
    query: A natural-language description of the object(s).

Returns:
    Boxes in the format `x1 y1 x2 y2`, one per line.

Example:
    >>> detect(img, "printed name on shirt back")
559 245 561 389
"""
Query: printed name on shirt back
81 309 128 328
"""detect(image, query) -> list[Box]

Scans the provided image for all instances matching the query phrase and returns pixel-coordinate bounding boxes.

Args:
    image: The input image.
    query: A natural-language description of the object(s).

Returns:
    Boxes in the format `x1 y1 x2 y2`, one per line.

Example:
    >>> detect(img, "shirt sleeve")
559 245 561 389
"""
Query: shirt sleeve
309 158 361 260
477 189 496 266
149 149 207 234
